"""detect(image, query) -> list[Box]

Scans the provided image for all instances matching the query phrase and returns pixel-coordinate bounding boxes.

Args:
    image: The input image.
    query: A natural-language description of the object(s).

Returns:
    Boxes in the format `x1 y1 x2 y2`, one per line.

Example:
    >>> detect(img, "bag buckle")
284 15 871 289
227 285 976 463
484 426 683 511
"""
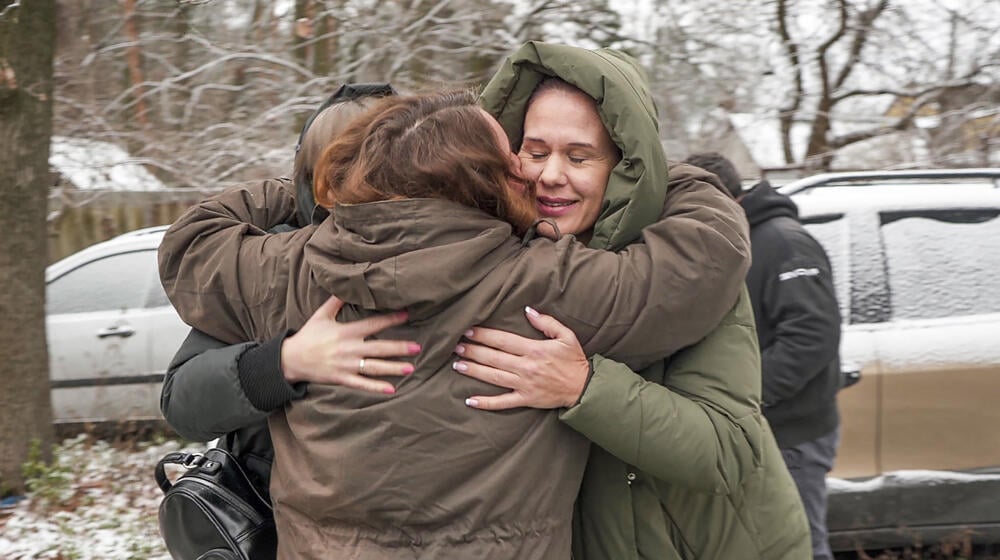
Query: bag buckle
181 453 205 469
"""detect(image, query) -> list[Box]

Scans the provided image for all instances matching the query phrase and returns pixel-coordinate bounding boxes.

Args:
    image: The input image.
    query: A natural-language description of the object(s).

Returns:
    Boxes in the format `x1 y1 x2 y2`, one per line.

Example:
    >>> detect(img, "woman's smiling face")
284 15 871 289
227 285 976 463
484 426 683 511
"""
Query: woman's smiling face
518 84 620 236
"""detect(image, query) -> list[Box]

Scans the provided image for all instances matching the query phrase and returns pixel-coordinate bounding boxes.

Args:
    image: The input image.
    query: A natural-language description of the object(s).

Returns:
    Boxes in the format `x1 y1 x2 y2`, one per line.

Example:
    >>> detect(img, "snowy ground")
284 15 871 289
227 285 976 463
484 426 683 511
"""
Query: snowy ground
0 435 201 560
5 435 1000 559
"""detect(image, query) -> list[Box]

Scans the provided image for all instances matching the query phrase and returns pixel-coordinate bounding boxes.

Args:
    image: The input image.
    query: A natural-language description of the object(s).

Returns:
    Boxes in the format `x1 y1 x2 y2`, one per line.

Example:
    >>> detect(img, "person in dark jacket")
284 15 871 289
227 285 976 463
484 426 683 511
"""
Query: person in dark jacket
685 152 842 560
159 89 754 559
159 83 419 494
162 46 809 558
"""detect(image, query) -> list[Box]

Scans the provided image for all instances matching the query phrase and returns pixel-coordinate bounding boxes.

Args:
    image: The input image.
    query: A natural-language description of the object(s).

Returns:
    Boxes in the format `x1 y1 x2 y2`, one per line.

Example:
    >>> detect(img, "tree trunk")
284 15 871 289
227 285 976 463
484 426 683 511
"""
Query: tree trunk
0 0 57 495
312 8 331 78
170 2 191 129
804 98 835 171
123 0 149 127
292 0 310 69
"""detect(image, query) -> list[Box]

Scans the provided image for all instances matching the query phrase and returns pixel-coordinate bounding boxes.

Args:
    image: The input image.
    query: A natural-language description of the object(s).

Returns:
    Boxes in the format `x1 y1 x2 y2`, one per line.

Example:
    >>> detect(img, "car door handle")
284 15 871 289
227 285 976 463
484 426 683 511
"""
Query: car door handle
841 363 862 389
97 325 135 339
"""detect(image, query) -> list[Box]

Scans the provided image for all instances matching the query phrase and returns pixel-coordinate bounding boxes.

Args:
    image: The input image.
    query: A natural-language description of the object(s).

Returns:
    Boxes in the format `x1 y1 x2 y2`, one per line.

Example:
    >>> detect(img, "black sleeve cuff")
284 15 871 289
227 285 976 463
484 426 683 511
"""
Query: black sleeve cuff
237 329 308 412
566 359 597 409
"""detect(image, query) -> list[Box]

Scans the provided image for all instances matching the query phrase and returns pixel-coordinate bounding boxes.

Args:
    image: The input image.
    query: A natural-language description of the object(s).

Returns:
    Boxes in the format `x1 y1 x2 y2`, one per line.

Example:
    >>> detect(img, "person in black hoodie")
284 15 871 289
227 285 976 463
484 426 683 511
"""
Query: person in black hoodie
684 152 841 560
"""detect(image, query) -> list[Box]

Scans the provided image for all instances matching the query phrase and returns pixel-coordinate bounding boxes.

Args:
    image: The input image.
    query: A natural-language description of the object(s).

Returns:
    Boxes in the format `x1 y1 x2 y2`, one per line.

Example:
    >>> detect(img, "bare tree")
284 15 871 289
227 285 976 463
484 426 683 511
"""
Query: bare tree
123 0 150 128
0 0 57 494
638 0 999 170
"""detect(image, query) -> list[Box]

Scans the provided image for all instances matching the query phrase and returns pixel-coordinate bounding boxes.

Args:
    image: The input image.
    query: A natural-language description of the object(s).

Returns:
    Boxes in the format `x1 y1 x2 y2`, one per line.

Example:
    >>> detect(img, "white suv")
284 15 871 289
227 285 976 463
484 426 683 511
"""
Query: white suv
46 226 189 427
780 169 1000 553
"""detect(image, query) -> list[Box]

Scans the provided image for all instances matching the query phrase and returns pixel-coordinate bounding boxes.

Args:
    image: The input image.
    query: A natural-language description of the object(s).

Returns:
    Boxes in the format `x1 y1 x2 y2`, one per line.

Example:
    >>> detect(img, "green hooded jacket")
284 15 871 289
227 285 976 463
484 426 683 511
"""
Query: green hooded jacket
481 41 811 560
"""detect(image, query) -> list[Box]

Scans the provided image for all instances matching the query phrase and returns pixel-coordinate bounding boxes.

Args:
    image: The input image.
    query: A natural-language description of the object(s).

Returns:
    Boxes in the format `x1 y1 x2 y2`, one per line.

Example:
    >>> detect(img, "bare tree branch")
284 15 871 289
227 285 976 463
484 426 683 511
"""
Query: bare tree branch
776 0 804 164
829 93 931 149
832 0 888 90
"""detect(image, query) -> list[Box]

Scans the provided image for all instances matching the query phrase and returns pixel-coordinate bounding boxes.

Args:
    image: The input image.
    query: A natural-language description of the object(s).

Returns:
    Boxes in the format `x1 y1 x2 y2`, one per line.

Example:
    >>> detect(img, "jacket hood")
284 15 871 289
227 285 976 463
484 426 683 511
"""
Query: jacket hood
304 198 521 320
740 179 799 228
480 41 668 251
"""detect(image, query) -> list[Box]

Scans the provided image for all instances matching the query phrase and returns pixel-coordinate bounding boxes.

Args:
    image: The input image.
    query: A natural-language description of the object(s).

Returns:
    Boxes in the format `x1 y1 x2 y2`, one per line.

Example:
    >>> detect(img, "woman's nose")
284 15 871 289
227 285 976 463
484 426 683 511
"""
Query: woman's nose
537 157 566 187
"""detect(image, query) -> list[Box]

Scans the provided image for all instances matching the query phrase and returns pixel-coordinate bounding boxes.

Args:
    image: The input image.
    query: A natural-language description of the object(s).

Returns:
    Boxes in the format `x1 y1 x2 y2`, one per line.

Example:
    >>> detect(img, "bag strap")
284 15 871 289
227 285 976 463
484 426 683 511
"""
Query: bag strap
155 452 207 494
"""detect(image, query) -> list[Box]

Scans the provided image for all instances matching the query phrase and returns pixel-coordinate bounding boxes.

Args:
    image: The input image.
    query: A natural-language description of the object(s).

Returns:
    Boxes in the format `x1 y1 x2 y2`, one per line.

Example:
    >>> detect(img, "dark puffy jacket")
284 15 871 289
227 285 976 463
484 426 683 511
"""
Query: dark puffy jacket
160 326 295 494
160 179 306 493
158 165 750 559
741 180 842 448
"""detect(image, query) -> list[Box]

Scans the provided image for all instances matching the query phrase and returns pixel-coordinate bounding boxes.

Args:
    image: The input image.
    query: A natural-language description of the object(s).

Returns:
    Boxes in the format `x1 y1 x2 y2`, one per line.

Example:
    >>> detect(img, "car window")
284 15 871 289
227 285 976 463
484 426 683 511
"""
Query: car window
802 214 850 323
48 249 157 314
881 209 1000 320
145 278 172 309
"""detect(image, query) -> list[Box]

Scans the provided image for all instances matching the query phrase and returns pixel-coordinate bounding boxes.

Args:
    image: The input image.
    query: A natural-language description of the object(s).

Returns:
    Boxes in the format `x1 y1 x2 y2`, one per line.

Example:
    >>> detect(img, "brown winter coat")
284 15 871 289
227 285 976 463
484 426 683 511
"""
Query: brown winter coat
158 165 749 559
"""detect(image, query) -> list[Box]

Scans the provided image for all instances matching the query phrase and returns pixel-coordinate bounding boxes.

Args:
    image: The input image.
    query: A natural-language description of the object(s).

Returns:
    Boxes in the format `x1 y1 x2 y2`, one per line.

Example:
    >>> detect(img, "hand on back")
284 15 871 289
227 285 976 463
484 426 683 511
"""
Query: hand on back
454 307 589 410
281 295 420 395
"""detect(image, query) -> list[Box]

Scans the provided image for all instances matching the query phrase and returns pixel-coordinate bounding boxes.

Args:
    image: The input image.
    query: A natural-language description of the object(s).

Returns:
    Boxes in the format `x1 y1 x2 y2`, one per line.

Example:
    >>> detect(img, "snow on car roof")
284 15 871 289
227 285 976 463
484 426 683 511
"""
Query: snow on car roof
790 180 1000 216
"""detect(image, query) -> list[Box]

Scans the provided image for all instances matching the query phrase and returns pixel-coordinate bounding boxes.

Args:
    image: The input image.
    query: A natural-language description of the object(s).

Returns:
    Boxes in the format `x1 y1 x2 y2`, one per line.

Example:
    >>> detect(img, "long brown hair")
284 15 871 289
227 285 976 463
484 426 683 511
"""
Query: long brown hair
314 90 537 234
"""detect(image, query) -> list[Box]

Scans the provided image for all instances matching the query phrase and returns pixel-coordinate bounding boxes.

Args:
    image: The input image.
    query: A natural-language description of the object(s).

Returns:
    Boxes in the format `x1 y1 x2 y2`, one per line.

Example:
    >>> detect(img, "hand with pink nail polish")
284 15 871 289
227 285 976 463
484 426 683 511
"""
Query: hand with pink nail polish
281 295 419 395
454 306 589 411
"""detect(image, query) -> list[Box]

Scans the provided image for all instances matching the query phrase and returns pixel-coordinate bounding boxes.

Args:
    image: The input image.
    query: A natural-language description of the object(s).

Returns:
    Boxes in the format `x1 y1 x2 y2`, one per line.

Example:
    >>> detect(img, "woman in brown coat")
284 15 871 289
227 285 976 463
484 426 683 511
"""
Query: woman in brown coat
159 90 749 559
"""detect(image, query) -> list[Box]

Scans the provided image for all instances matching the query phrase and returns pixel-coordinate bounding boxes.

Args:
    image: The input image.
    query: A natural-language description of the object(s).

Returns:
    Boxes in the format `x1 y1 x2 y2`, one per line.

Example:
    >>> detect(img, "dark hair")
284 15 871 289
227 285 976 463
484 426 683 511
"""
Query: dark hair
293 83 397 225
683 152 743 198
314 90 537 234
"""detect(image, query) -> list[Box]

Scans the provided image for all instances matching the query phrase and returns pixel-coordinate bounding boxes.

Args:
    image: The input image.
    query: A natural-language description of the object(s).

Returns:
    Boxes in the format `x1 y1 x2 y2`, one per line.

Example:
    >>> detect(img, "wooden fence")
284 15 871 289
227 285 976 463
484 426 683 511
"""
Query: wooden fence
47 188 223 263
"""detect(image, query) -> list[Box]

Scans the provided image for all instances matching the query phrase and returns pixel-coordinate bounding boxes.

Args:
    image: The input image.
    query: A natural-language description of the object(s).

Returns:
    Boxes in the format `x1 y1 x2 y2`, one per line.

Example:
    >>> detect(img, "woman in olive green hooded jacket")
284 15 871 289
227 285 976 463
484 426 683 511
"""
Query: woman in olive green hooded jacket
460 41 812 559
159 41 809 559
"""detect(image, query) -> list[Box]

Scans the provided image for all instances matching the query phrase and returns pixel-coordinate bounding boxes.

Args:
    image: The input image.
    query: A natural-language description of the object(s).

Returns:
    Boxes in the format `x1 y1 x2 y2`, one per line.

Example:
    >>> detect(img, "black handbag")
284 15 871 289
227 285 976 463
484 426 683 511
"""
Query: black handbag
155 448 277 560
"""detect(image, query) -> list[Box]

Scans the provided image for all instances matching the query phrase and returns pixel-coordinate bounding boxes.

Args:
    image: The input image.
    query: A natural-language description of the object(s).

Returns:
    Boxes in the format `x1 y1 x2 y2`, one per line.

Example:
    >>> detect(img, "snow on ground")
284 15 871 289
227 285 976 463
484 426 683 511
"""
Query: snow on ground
50 136 168 191
0 435 203 559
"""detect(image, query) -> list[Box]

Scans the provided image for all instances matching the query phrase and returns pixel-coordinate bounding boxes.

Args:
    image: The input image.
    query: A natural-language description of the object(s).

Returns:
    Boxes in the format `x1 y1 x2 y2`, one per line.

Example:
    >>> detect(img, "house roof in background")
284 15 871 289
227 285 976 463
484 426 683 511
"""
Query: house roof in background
50 136 166 191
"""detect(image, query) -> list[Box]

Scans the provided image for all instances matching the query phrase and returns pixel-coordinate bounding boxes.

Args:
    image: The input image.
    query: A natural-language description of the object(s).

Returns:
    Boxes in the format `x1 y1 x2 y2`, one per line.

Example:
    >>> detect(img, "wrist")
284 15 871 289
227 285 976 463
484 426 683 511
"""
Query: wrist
279 331 302 383
238 331 306 411
563 360 591 408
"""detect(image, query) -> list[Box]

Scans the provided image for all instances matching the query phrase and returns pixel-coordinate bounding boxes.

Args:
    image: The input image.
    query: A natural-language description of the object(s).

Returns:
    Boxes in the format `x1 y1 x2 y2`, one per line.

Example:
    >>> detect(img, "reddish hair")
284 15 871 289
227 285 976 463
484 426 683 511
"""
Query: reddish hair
314 90 536 234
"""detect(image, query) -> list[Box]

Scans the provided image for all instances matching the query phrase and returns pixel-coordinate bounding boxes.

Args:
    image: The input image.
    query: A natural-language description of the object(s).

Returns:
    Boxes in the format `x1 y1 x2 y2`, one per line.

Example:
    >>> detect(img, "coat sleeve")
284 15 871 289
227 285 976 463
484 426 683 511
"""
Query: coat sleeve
158 177 314 343
559 290 764 495
161 328 306 442
759 234 841 407
160 166 749 365
524 165 751 369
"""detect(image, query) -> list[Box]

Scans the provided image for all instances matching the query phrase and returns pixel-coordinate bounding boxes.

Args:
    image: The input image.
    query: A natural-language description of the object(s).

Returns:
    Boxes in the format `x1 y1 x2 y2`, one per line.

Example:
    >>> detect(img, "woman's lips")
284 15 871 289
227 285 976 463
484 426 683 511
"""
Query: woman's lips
537 197 577 217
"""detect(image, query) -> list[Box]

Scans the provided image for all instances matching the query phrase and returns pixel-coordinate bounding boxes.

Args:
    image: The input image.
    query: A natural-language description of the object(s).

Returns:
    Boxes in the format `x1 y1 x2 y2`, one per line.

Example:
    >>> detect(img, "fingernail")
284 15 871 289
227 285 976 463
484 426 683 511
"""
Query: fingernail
383 386 396 395
402 365 415 375
397 311 409 320
452 361 468 372
525 306 540 318
465 329 474 337
455 344 465 355
465 398 479 408
408 343 421 354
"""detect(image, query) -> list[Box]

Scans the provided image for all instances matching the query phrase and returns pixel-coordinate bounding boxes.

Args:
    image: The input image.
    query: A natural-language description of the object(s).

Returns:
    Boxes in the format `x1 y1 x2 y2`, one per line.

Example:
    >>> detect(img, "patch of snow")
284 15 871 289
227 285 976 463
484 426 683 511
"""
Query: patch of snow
50 136 167 191
883 216 1000 321
828 469 1000 493
0 435 206 559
